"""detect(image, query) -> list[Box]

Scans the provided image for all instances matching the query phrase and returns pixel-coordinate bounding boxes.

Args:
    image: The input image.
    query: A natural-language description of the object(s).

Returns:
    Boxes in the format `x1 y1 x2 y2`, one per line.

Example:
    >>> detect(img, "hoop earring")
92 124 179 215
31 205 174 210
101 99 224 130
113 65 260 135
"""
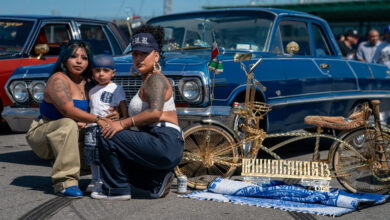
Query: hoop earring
153 62 161 73
130 66 139 76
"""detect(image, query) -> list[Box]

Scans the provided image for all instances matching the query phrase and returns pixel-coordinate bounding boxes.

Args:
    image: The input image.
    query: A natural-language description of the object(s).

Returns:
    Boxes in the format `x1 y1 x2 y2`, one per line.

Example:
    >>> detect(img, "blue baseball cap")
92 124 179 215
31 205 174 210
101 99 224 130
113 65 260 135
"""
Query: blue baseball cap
130 33 159 53
385 25 390 34
92 54 115 69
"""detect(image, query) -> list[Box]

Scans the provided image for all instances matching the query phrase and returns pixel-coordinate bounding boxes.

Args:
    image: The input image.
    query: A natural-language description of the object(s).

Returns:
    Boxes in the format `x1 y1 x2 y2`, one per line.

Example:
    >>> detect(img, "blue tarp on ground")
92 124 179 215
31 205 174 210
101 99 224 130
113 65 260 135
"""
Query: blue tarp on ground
180 178 389 217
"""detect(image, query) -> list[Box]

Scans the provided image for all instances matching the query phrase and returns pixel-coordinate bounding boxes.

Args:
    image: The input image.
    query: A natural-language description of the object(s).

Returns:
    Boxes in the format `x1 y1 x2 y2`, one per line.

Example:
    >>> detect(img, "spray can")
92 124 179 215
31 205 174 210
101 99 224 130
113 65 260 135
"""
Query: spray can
177 175 187 194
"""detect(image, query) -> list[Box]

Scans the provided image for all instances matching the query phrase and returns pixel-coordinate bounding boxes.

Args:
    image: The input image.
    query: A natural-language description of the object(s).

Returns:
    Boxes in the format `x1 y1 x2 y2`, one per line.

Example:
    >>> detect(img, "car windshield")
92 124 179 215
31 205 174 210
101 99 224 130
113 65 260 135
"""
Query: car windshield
0 19 34 56
124 11 275 54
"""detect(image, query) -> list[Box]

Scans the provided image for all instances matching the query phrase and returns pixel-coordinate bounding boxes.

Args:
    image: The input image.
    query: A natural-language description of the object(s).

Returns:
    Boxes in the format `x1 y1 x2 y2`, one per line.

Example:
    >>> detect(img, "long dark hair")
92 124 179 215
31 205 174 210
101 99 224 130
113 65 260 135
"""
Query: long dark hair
132 24 165 61
51 40 94 80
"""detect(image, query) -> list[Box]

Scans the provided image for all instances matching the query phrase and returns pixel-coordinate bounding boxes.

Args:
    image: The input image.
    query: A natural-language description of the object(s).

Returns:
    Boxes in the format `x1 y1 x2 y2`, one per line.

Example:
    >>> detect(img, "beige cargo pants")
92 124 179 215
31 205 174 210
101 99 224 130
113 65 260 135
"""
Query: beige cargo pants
26 117 83 193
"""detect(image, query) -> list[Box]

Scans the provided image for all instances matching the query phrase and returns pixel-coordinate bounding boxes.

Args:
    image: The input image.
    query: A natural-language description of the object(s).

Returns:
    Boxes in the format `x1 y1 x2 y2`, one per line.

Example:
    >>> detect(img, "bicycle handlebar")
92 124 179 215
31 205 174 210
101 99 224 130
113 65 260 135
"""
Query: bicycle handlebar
248 58 263 75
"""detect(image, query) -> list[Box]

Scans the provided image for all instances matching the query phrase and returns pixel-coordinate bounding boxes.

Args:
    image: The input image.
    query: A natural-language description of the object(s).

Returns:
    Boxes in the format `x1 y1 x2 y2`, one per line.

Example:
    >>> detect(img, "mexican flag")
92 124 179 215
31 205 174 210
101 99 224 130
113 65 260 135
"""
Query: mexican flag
211 41 219 61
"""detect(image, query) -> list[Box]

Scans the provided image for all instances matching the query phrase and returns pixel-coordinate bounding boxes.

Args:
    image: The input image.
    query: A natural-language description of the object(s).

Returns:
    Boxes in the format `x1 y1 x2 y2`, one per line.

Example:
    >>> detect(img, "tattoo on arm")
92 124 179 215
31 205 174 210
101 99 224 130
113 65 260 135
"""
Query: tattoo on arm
144 74 167 112
51 77 72 106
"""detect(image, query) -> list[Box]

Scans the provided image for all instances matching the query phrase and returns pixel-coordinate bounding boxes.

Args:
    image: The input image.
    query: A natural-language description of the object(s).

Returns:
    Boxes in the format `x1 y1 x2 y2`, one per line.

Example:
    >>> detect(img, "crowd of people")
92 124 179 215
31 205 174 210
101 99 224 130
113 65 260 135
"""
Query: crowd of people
337 25 390 68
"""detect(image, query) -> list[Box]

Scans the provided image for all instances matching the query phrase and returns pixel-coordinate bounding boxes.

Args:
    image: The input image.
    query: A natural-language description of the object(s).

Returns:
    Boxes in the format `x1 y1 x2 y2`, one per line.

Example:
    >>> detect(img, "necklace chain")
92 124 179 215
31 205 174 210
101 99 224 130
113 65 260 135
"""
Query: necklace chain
73 79 85 100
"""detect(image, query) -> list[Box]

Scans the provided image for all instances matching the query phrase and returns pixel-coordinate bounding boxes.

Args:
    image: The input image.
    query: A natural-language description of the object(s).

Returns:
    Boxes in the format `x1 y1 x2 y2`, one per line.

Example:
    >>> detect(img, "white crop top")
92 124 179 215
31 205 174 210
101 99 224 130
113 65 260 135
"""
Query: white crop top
128 90 176 116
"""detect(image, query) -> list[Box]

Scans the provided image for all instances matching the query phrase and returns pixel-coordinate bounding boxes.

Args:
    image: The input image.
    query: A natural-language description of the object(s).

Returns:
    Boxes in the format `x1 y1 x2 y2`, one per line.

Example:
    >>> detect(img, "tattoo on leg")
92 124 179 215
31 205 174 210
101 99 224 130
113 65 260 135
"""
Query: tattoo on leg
51 78 72 105
144 74 168 112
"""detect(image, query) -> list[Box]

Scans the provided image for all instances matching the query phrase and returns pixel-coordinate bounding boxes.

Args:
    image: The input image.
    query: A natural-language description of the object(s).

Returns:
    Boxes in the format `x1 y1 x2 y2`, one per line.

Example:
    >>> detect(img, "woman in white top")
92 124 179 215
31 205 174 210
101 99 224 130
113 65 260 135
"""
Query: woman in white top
91 24 184 201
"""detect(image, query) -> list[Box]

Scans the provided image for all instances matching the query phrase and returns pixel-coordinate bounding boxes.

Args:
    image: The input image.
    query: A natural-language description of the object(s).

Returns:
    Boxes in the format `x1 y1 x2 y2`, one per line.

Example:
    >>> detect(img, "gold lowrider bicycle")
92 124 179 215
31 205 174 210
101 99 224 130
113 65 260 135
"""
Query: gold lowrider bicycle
174 51 390 194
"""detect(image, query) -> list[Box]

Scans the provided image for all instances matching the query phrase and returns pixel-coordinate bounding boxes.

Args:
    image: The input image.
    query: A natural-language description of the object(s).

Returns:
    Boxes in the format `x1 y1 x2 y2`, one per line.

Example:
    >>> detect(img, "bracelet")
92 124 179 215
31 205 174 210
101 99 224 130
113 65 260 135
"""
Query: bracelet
119 119 125 129
93 116 102 123
131 117 136 127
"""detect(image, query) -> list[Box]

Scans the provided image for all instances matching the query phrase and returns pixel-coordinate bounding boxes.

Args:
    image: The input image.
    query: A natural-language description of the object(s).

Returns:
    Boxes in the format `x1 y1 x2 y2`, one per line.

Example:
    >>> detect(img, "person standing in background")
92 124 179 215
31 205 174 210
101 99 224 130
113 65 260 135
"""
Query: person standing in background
373 25 390 69
356 29 381 63
338 29 360 60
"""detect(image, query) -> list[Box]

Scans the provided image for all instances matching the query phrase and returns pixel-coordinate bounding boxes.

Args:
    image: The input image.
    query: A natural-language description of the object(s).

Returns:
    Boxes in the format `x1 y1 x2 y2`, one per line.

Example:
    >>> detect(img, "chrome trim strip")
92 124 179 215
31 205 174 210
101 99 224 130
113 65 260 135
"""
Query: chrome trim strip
268 92 390 107
176 106 231 116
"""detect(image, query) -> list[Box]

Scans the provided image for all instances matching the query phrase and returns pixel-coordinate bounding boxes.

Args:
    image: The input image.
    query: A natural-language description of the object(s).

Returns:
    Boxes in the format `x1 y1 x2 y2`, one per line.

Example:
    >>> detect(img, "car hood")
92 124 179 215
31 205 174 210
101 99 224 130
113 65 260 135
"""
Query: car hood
10 50 261 79
11 62 55 79
114 50 261 77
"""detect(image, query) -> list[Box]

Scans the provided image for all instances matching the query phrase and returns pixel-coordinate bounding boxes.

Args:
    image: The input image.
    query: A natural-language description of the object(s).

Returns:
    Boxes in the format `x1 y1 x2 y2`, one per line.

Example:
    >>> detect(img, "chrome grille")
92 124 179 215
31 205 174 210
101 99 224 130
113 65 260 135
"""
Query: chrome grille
112 76 185 103
15 76 188 106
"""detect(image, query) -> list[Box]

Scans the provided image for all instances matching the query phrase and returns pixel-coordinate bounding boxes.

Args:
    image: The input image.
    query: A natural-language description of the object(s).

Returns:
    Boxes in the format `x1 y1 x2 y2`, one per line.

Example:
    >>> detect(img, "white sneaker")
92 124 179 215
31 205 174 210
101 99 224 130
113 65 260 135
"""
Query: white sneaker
91 192 131 201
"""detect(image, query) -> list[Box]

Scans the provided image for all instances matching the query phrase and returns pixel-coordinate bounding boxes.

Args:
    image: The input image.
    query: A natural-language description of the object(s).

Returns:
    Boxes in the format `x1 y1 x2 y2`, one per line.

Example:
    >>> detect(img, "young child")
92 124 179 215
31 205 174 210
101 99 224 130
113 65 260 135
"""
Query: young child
84 54 128 193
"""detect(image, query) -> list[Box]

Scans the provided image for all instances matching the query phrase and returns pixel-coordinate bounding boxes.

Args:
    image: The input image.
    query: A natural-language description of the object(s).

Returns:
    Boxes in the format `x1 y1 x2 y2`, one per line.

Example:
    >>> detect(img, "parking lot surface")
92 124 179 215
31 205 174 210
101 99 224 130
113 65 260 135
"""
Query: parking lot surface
1 128 389 220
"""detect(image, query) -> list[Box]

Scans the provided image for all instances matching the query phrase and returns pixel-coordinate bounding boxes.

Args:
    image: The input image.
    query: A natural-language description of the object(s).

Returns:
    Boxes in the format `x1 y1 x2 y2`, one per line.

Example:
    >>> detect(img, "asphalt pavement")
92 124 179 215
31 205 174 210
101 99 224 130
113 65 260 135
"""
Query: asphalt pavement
1 125 390 220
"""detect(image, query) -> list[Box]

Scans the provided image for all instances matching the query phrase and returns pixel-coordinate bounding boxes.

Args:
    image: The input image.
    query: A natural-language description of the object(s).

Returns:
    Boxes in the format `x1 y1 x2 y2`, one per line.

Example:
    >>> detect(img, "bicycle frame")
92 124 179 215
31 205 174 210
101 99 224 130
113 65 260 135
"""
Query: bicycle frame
176 52 390 193
371 100 389 172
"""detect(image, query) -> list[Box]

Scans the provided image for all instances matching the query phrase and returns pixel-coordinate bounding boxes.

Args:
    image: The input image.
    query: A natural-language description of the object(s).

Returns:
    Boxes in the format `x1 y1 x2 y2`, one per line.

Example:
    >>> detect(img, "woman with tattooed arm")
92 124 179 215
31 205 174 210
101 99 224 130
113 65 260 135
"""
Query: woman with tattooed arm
25 40 115 198
91 24 184 200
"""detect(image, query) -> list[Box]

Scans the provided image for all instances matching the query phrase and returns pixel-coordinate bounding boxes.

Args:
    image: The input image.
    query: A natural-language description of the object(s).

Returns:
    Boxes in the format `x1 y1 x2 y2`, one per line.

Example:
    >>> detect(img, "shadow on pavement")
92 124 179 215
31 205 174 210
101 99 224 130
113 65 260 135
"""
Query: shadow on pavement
0 150 51 167
0 122 16 135
11 176 53 194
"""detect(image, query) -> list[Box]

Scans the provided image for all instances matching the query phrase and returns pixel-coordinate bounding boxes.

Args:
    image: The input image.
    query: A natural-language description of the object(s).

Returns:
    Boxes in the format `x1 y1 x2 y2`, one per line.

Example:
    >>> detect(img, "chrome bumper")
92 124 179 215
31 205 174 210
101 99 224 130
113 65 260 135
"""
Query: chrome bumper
2 106 39 132
176 106 234 130
2 105 234 132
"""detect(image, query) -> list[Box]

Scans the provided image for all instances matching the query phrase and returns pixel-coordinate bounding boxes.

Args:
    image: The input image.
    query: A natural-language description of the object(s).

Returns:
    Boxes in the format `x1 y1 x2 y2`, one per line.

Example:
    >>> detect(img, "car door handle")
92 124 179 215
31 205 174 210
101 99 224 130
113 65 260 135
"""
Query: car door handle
320 63 330 69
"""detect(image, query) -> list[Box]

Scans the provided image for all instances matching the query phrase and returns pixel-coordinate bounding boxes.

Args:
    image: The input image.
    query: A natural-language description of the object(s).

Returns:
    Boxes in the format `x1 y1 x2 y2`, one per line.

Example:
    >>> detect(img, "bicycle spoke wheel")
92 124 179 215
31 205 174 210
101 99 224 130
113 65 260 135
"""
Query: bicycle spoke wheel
332 128 390 194
174 124 239 189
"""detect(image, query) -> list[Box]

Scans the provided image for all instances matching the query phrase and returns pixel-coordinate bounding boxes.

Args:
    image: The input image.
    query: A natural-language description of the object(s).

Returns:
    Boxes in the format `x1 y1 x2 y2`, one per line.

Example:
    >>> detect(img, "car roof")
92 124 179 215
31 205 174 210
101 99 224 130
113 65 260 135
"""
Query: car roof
148 7 322 23
0 15 110 23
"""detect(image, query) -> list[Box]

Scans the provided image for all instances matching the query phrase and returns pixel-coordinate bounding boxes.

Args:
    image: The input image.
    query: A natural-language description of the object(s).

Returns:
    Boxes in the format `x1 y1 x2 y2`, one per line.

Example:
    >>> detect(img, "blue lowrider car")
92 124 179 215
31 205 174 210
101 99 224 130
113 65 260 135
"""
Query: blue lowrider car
3 8 390 133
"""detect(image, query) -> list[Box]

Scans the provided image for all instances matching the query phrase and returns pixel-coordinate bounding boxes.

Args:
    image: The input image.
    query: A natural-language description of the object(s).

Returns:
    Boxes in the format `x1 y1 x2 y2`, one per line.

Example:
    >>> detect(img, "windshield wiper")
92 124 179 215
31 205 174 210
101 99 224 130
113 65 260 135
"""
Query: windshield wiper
168 46 209 51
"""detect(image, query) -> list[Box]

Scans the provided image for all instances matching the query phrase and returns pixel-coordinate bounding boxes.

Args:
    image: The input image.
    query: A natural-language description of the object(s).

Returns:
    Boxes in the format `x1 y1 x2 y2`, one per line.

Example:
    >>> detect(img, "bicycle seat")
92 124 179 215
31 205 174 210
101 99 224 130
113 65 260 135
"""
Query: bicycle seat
304 114 365 130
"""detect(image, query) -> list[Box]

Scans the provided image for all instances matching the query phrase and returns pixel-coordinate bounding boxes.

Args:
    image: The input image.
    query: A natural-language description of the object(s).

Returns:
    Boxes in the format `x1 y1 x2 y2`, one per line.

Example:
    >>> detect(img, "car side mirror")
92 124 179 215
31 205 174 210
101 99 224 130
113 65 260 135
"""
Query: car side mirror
234 53 252 62
286 41 299 55
34 44 49 60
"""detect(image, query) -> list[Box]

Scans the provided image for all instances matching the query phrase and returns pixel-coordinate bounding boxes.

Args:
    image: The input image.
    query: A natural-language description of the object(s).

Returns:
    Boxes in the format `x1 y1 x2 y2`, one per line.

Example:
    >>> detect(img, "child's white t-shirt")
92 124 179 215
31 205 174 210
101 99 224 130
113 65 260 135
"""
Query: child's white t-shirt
89 83 126 117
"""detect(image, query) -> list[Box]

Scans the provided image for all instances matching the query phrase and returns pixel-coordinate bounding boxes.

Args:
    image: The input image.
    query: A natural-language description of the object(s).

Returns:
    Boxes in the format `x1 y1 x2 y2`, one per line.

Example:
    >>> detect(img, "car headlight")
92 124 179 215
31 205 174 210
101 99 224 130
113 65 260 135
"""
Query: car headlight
10 81 28 103
29 81 46 103
179 78 202 103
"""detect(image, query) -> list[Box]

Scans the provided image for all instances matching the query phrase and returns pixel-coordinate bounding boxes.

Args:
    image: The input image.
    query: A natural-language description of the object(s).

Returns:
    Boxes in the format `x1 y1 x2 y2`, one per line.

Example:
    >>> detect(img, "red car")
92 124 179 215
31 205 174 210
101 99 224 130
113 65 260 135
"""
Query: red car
0 15 128 123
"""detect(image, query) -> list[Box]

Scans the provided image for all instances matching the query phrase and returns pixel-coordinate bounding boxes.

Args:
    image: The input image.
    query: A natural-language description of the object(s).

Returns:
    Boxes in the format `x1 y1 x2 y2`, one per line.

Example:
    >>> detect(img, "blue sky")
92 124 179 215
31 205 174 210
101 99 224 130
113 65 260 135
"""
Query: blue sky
1 0 294 20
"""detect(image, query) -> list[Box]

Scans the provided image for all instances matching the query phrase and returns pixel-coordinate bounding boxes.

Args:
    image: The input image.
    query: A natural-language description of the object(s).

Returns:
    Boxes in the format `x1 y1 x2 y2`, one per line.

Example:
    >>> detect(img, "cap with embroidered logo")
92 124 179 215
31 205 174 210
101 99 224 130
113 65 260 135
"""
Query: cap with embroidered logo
130 33 159 53
92 54 115 70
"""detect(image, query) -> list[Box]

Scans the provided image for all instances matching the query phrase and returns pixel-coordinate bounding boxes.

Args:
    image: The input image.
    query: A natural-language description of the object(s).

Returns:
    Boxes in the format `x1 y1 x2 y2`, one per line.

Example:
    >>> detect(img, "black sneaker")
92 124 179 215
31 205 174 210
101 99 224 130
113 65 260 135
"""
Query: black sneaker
149 171 174 199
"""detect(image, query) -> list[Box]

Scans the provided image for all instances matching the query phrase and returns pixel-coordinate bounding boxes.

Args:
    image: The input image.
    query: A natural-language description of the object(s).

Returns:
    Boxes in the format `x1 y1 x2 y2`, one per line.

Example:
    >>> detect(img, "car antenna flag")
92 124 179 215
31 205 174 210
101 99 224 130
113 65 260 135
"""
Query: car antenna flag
210 31 219 61
208 30 223 74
